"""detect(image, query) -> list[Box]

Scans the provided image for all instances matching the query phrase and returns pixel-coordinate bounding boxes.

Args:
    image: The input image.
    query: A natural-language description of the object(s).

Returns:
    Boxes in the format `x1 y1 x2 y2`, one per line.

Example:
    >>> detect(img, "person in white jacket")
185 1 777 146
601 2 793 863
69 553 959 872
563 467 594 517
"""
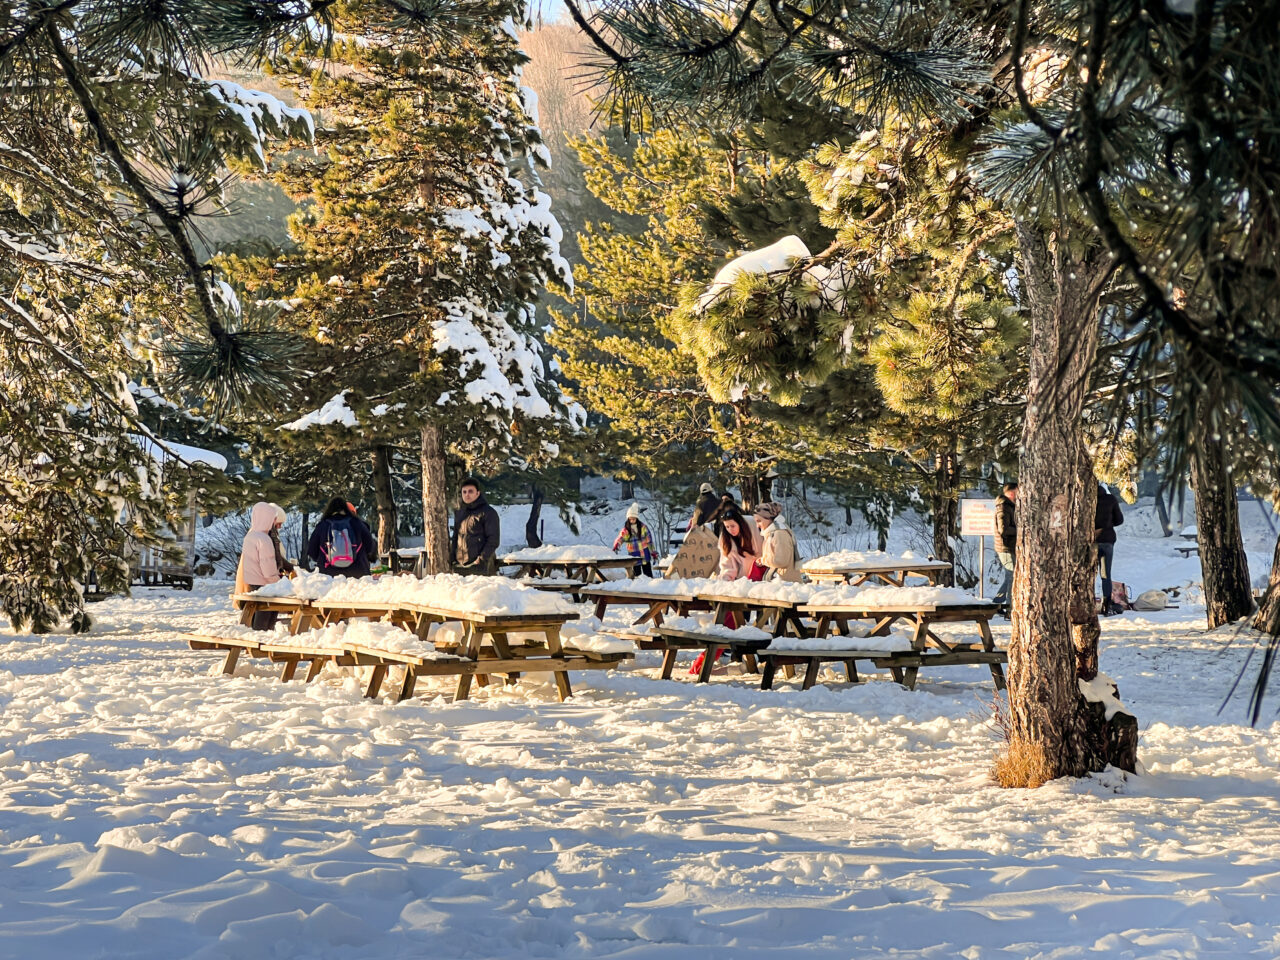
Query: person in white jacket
753 502 802 582
236 501 283 629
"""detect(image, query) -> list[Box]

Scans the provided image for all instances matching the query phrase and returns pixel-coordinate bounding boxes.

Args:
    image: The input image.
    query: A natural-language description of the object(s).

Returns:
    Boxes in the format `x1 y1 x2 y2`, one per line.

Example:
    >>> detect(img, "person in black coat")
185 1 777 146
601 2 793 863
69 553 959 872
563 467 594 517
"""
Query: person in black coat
451 476 501 574
1095 483 1126 615
688 483 720 531
306 497 376 578
992 481 1018 612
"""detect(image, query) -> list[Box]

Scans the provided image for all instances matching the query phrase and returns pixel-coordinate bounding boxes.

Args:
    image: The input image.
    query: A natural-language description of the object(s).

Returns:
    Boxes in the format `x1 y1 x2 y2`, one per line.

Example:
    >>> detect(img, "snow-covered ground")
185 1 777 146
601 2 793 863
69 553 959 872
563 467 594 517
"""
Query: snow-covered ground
1 567 1278 958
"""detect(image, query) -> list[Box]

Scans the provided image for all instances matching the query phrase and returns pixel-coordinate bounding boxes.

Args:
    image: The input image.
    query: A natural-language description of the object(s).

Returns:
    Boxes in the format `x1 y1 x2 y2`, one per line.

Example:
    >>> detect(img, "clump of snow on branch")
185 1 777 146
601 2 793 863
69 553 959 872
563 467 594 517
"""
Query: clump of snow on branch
280 392 358 431
207 79 314 167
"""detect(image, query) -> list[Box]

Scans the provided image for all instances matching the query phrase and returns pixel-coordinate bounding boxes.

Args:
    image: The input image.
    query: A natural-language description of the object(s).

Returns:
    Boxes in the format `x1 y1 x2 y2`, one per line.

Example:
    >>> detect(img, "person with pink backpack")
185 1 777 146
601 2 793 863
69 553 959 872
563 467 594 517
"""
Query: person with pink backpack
306 497 376 578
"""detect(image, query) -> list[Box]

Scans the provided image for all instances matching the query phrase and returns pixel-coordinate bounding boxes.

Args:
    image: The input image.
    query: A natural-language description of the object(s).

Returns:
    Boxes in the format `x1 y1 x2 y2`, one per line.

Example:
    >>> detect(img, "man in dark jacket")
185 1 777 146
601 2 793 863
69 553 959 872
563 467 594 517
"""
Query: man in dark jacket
451 476 500 574
992 481 1018 613
1095 483 1126 615
688 482 720 531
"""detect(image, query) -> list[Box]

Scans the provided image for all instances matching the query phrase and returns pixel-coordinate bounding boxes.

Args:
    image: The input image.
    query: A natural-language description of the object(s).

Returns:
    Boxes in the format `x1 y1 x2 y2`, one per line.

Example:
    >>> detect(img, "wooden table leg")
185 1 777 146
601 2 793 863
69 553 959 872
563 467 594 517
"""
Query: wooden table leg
222 647 241 675
696 642 717 683
454 674 473 701
761 658 777 690
364 664 388 699
801 659 820 690
743 652 759 674
594 597 609 620
989 663 1007 691
660 647 678 680
239 605 256 627
398 666 417 702
890 665 905 685
901 666 919 690
844 659 859 683
280 659 298 682
553 670 573 701
305 658 325 682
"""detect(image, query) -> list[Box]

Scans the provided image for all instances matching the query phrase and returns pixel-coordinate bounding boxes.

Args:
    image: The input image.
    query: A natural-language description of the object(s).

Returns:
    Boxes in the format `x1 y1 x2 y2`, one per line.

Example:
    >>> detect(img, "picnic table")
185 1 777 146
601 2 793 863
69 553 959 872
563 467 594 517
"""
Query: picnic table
801 558 954 586
231 593 323 634
780 597 1005 691
502 554 641 584
693 587 813 639
578 584 710 630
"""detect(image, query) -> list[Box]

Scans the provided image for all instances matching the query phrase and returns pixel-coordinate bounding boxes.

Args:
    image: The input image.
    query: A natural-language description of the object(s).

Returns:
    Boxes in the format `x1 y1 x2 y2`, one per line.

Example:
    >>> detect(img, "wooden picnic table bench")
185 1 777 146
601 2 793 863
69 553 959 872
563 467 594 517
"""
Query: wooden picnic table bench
232 592 323 634
801 559 954 586
650 625 778 683
792 600 1005 691
757 646 1008 691
184 632 271 675
578 585 710 629
502 555 641 584
692 588 813 638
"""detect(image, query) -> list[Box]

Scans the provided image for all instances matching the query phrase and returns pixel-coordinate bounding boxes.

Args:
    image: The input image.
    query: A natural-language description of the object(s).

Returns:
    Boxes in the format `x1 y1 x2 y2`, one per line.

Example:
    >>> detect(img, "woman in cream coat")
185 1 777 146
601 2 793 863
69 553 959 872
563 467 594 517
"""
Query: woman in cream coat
752 502 802 582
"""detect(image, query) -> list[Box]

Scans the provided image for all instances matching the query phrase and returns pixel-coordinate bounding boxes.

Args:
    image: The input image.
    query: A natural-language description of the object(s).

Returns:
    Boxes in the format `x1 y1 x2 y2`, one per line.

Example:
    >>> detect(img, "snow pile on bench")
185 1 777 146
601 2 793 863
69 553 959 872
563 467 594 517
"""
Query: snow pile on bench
768 627 915 653
560 616 633 655
282 620 449 658
806 584 990 609
659 615 772 641
198 624 280 642
502 545 625 562
251 573 577 615
803 549 923 570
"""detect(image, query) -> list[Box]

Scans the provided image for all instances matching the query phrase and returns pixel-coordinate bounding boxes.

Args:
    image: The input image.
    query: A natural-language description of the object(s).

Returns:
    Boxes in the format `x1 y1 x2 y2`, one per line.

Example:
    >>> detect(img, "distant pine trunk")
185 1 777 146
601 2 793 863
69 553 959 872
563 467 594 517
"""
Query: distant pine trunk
931 445 959 587
1252 532 1280 633
420 419 451 575
1191 417 1253 628
370 444 398 556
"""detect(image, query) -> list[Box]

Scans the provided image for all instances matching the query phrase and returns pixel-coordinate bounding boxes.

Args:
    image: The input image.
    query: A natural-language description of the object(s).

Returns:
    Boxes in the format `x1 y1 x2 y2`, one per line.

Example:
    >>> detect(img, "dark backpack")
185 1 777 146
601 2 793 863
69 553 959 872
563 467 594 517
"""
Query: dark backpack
324 517 359 568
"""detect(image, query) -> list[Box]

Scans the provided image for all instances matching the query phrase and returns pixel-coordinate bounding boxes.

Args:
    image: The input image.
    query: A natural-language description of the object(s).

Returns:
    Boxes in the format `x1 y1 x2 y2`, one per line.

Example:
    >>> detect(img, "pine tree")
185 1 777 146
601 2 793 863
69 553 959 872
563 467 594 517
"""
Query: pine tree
234 0 576 572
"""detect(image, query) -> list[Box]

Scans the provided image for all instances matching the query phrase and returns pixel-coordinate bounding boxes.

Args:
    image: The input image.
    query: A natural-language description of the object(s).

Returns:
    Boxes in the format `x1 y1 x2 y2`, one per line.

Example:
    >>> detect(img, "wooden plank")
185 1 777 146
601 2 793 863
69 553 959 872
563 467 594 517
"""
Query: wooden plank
222 647 241 675
364 664 388 699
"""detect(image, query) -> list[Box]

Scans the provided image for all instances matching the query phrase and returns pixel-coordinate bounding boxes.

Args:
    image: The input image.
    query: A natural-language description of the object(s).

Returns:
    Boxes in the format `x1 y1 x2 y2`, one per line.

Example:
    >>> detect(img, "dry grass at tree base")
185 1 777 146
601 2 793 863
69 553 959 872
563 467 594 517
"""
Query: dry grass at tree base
992 738 1059 789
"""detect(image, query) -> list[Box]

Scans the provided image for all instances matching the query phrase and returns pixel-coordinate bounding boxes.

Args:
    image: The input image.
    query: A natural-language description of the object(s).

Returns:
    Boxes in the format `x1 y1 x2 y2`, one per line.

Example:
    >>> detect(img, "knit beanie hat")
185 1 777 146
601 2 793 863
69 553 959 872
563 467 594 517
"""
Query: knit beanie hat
753 501 782 521
626 503 642 519
699 482 713 494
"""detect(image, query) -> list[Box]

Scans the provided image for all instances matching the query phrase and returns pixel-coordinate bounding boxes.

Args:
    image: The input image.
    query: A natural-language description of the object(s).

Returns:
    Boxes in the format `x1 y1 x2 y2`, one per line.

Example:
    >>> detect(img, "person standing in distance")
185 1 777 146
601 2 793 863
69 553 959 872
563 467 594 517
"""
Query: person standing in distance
451 476 500 575
992 481 1018 615
689 482 720 531
1095 483 1126 615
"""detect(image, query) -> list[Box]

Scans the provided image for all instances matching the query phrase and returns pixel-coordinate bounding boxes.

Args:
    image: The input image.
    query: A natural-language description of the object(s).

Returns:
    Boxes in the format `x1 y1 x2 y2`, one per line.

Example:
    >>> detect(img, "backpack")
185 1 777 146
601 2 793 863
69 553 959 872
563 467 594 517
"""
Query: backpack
324 517 359 569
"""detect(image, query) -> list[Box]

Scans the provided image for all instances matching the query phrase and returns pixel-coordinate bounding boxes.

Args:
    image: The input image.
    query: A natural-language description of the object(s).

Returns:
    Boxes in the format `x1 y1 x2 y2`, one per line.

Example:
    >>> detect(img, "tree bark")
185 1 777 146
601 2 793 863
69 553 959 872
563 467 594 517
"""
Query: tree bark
931 444 959 587
620 478 634 500
1154 484 1173 537
420 420 451 575
1191 415 1253 628
1006 220 1137 783
370 444 399 556
739 473 760 512
1252 532 1280 634
525 484 544 548
300 511 310 570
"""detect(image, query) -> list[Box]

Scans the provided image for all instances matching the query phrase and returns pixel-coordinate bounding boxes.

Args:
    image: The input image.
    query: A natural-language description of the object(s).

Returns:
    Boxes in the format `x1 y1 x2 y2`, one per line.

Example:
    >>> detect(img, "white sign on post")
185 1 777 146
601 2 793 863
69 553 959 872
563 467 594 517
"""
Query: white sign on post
960 499 998 536
959 499 999 599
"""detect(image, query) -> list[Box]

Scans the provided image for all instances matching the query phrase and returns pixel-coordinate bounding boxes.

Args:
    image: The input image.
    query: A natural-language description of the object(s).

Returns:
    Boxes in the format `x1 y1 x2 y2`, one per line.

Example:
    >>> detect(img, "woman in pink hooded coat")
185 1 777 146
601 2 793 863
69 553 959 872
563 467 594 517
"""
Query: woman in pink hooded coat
237 501 283 630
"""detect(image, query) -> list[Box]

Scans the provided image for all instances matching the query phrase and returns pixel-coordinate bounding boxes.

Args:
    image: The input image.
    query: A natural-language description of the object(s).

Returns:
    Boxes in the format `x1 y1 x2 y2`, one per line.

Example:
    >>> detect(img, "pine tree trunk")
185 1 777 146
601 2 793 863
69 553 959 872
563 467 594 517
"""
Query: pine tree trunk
370 444 398 556
739 474 760 512
301 511 310 570
1154 485 1173 537
759 473 774 504
1252 532 1280 633
621 479 634 500
1191 419 1253 628
1004 221 1137 785
420 420 451 575
931 445 959 587
525 484 544 548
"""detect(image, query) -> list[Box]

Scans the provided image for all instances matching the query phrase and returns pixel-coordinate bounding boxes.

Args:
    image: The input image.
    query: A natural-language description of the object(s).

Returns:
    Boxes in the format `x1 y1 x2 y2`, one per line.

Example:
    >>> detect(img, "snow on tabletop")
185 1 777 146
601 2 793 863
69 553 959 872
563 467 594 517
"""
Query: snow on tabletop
248 569 335 600
317 574 578 616
697 579 821 603
503 545 627 563
660 615 772 642
802 549 925 570
1079 671 1128 720
805 584 989 609
582 575 721 597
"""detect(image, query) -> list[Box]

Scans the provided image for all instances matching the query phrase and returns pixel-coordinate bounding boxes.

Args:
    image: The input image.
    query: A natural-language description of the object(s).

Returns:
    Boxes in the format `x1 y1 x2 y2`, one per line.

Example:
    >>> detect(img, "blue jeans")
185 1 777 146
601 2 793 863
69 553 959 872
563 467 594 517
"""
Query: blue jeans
1097 542 1115 610
993 551 1015 607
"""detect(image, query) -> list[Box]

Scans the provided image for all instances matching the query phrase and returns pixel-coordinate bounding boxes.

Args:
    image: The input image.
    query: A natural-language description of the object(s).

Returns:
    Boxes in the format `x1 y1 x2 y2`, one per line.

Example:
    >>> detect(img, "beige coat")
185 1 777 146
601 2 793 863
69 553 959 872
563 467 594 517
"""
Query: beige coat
236 502 282 590
759 516 802 582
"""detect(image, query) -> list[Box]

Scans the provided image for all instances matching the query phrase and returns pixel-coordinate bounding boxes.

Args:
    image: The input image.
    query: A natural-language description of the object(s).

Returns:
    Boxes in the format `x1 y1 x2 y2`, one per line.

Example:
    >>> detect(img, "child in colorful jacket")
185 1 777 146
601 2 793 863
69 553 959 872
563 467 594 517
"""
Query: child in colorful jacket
613 503 656 577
